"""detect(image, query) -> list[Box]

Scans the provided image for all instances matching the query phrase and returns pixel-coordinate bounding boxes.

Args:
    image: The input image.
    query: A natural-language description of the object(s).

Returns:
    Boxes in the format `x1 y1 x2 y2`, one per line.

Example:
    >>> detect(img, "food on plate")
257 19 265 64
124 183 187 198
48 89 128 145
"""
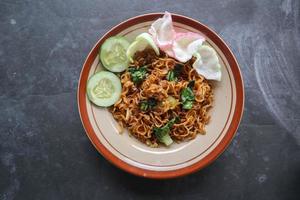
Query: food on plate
193 45 222 81
110 49 213 147
87 11 223 147
172 32 205 62
100 36 130 72
87 71 122 107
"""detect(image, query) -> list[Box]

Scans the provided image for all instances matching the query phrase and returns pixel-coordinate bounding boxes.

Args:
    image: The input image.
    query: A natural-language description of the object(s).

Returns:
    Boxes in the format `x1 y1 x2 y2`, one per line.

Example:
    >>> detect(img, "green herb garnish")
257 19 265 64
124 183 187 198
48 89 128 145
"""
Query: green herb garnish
139 98 157 111
166 70 176 81
181 80 195 110
182 100 193 109
153 117 180 146
166 64 183 81
128 66 148 84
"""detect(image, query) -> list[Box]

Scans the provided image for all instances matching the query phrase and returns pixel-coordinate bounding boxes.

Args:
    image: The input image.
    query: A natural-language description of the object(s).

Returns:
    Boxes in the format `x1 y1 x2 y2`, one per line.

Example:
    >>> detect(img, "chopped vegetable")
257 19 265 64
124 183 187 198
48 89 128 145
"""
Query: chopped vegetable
187 80 195 88
140 98 157 111
182 100 193 109
153 117 180 146
165 96 180 109
86 71 122 107
128 66 148 84
166 63 183 81
166 116 180 127
181 87 194 102
100 36 130 72
181 81 195 110
166 70 175 81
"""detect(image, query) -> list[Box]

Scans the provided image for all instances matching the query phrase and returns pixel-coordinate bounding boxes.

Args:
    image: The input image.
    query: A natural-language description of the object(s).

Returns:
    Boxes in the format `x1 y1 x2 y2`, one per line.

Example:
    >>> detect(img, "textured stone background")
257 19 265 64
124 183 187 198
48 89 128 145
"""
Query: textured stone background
0 0 299 199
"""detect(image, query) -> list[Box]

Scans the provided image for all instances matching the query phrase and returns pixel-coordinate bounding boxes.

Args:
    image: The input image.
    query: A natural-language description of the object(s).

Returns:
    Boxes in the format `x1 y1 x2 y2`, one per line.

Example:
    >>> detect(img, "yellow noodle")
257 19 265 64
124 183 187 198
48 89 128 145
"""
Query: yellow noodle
110 49 213 146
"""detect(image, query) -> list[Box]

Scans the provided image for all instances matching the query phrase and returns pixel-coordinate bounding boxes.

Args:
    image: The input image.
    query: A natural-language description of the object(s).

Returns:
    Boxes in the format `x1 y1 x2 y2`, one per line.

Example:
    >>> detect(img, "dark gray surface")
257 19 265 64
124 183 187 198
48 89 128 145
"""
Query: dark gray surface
0 0 299 199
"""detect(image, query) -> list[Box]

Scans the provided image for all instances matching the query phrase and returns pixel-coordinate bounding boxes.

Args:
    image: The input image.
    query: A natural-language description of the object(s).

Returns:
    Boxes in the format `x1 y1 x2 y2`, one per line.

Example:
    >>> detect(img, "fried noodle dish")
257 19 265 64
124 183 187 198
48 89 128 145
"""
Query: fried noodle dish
110 49 213 147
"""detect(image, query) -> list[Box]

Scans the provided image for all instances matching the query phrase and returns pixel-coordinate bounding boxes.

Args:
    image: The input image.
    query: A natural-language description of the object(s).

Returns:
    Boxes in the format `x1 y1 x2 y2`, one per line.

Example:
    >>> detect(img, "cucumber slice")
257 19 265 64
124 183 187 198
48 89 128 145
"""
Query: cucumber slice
126 40 142 62
136 33 160 55
86 71 122 107
100 36 130 72
126 33 159 62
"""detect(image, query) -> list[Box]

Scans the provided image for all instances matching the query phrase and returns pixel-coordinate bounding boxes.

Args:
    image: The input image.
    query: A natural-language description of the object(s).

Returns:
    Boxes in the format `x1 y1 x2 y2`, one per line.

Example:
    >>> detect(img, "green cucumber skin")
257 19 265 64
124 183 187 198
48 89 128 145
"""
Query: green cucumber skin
86 71 122 107
99 36 130 73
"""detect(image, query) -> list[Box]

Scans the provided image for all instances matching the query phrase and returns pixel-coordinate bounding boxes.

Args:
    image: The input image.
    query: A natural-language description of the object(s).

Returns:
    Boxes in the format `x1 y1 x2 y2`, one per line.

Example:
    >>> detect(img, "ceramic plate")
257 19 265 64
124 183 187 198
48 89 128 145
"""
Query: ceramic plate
78 13 244 179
